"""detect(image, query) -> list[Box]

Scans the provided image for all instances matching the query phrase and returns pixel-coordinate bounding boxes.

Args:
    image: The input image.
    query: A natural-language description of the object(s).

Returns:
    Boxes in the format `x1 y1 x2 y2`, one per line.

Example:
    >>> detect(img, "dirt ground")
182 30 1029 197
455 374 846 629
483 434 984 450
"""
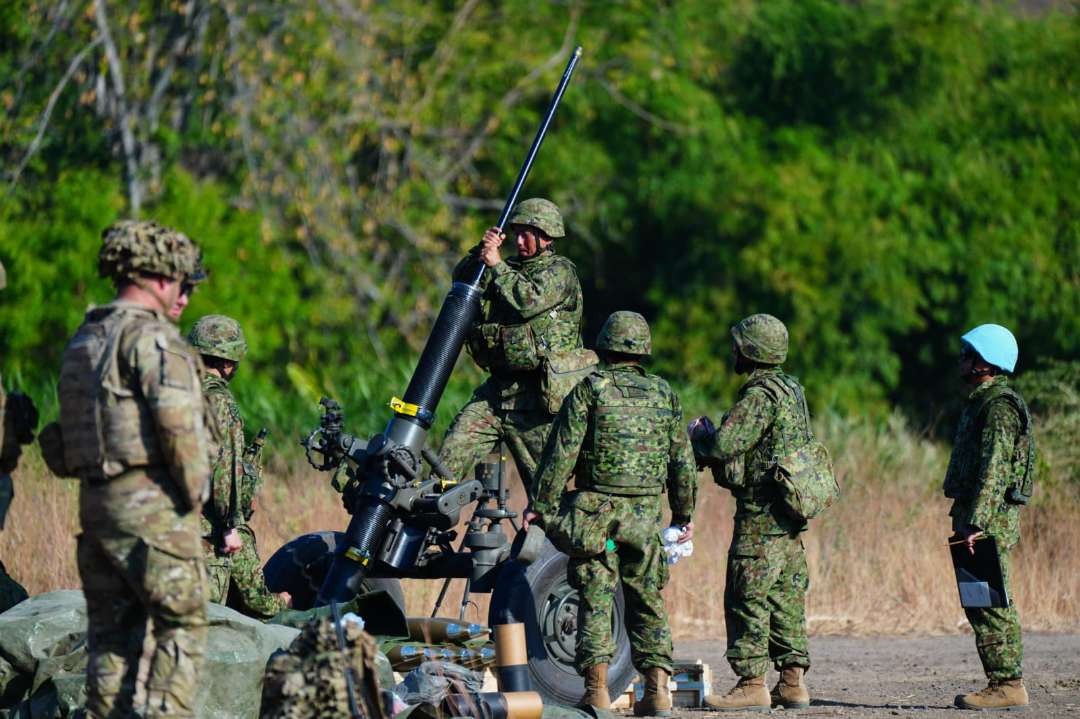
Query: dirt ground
640 633 1080 717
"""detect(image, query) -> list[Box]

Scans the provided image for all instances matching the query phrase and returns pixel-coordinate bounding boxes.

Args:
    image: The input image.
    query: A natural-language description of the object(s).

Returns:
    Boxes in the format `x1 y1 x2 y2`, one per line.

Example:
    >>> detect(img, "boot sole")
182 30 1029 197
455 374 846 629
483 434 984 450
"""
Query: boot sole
954 695 1028 711
707 707 771 713
775 701 810 709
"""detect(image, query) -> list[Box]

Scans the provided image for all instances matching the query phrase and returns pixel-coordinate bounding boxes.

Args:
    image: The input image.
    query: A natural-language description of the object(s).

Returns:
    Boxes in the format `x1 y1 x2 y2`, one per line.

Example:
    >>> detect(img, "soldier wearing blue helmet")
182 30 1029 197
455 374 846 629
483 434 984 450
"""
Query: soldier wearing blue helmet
944 323 1035 711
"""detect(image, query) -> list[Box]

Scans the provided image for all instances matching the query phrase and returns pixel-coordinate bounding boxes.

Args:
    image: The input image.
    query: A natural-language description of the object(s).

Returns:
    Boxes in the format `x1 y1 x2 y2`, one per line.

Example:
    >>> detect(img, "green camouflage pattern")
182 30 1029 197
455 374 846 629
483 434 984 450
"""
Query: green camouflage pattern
200 374 284 619
189 314 248 362
456 247 583 374
944 376 1029 681
569 493 673 673
58 299 213 718
532 363 696 514
965 547 1023 681
530 357 696 675
595 310 651 356
98 219 202 284
944 376 1032 548
260 617 389 719
506 197 565 238
692 366 812 678
731 313 788 365
724 534 810 677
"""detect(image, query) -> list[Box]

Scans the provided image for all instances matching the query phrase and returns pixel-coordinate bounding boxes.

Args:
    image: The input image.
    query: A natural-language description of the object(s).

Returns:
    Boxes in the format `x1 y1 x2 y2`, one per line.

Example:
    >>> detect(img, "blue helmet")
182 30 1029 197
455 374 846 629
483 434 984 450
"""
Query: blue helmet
961 324 1018 373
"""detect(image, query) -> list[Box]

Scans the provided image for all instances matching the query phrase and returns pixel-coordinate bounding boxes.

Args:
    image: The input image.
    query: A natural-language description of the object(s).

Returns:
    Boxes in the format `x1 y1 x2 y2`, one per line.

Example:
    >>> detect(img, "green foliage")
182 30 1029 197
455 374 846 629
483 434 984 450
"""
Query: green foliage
1 0 1078 441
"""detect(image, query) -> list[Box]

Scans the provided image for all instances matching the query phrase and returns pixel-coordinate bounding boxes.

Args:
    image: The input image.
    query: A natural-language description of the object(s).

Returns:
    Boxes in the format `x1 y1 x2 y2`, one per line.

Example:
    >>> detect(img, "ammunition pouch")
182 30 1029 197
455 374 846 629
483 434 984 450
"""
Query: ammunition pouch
38 421 77 479
466 322 502 371
540 349 598 414
499 323 540 371
544 490 611 559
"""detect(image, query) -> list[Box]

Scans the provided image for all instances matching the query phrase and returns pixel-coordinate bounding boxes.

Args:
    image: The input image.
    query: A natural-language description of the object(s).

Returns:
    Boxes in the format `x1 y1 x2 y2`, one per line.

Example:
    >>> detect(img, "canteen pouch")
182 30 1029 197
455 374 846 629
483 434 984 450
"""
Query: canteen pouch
545 491 611 558
499 324 540 371
541 349 599 414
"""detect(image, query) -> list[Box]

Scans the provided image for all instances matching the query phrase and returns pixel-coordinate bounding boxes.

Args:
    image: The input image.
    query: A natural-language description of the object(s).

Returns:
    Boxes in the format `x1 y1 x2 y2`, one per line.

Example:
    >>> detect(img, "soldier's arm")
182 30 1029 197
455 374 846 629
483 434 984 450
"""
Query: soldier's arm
129 325 211 512
666 390 697 525
488 258 575 319
694 389 775 486
531 381 592 516
206 391 244 529
966 399 1022 533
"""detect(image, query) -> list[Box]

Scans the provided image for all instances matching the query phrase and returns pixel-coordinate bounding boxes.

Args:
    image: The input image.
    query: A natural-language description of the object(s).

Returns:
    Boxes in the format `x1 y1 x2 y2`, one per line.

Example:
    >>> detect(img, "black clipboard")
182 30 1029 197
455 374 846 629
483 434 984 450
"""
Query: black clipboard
949 535 1010 609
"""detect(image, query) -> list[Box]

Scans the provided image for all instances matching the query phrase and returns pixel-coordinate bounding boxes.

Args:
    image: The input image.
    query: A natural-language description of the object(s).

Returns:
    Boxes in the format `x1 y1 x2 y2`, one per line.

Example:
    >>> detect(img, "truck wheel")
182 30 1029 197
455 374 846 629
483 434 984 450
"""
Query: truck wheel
489 537 634 705
263 530 405 612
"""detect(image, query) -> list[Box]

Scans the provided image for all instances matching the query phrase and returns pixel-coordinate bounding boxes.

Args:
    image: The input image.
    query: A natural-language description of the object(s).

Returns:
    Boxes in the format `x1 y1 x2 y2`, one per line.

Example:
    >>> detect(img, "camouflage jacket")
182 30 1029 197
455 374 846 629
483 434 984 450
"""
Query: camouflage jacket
201 374 261 538
693 367 808 543
531 362 697 525
59 301 214 557
943 376 1032 548
455 248 583 396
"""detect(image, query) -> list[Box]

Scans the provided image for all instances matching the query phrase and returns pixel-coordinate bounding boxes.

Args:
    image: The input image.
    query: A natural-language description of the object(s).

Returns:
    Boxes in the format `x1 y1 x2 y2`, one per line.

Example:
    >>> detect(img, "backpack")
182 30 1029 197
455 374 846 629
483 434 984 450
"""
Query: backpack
752 374 839 521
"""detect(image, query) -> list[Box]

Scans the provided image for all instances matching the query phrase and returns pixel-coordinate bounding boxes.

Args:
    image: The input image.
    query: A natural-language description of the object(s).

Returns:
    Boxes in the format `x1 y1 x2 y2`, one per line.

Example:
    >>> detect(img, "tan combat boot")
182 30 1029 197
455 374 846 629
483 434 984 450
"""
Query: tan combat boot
704 676 771 712
770 666 810 709
580 664 610 709
955 679 1029 710
633 667 673 717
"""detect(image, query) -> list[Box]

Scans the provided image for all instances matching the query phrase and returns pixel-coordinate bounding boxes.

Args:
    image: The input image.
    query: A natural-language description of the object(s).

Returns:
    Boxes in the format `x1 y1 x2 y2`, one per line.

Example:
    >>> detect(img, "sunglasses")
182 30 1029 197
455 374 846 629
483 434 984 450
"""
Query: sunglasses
180 280 197 297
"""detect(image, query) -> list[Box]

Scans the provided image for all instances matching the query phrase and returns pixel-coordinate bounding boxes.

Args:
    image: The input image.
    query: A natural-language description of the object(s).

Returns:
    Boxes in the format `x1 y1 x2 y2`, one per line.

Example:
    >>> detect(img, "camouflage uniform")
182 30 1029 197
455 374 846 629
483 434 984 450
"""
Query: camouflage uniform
260 617 390 719
56 221 213 718
190 315 285 620
439 199 584 497
692 315 812 679
943 375 1032 682
532 312 697 674
0 261 37 612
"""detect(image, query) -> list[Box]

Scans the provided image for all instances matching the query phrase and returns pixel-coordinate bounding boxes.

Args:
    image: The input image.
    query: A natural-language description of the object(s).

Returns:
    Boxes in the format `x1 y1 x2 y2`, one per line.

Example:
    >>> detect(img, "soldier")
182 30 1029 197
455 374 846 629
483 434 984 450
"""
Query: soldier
438 198 584 497
188 314 289 619
0 259 39 613
944 324 1033 711
55 221 213 718
688 313 812 712
527 311 697 717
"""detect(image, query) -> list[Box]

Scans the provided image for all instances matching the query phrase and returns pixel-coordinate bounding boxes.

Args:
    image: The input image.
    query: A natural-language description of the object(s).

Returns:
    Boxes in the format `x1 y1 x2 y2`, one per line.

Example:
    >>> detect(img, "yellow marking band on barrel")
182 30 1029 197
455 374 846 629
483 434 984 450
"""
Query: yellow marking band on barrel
344 546 369 565
390 396 421 417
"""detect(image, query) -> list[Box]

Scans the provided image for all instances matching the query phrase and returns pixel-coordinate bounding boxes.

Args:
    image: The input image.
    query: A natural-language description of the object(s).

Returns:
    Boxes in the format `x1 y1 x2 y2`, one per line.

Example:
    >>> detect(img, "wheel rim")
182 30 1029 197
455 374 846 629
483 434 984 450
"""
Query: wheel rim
537 575 580 671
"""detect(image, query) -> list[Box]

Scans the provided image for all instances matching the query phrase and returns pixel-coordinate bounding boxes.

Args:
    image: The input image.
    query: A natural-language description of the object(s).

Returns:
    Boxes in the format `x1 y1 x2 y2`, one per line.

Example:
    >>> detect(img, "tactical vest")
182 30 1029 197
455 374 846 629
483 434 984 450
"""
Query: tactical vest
577 368 674 495
467 254 584 372
740 371 813 505
58 304 171 478
944 381 1036 505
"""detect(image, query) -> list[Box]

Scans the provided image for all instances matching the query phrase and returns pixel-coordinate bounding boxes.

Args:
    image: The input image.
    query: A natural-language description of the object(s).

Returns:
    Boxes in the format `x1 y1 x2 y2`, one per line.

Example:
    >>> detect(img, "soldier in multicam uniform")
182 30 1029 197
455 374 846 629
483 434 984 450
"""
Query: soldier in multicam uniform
188 314 289 619
689 313 813 712
54 221 213 718
527 311 697 717
438 198 585 497
0 259 39 613
945 324 1033 711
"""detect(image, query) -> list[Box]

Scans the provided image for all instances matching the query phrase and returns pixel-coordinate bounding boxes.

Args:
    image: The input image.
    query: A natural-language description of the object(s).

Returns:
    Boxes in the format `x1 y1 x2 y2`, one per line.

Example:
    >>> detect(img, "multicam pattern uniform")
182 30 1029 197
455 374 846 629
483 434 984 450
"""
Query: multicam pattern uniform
532 362 697 673
58 301 213 718
260 618 389 719
438 247 583 495
693 367 812 678
201 374 285 619
943 376 1033 681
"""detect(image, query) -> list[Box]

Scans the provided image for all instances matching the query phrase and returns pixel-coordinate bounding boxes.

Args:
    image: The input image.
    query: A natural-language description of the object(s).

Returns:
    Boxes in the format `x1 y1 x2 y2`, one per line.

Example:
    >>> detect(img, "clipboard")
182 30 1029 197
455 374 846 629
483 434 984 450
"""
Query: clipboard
949 535 1010 609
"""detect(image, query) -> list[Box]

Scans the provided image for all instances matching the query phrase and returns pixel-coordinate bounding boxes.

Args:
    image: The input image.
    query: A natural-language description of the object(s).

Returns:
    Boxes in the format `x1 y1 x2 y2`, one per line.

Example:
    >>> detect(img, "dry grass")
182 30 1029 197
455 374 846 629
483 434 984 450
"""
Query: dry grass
3 412 1078 638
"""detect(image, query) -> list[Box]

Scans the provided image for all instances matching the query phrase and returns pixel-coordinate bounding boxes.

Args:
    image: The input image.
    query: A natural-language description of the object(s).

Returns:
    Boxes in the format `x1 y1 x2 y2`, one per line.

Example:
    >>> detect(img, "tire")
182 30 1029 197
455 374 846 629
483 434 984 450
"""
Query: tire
263 530 405 612
489 537 634 705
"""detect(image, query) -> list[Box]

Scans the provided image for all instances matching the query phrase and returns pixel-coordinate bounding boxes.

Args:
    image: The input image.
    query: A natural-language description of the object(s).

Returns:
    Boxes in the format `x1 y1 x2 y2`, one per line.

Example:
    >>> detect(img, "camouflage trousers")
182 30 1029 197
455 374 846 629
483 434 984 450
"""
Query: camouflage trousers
77 531 208 719
965 543 1023 681
438 379 553 496
205 525 285 620
724 532 810 678
0 559 28 613
567 493 673 673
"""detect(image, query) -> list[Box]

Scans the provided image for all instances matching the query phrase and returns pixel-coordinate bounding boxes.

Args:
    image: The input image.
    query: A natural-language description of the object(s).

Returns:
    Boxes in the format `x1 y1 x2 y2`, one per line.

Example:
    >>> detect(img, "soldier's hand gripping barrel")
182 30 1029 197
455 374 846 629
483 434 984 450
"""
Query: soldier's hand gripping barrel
313 47 583 607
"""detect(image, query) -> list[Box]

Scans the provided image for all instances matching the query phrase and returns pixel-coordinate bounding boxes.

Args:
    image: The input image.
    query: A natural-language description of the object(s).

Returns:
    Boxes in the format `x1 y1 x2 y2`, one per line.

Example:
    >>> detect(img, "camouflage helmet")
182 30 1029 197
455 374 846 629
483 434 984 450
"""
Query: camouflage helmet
188 314 248 362
596 311 651 356
98 220 202 285
731 313 788 365
506 198 565 239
